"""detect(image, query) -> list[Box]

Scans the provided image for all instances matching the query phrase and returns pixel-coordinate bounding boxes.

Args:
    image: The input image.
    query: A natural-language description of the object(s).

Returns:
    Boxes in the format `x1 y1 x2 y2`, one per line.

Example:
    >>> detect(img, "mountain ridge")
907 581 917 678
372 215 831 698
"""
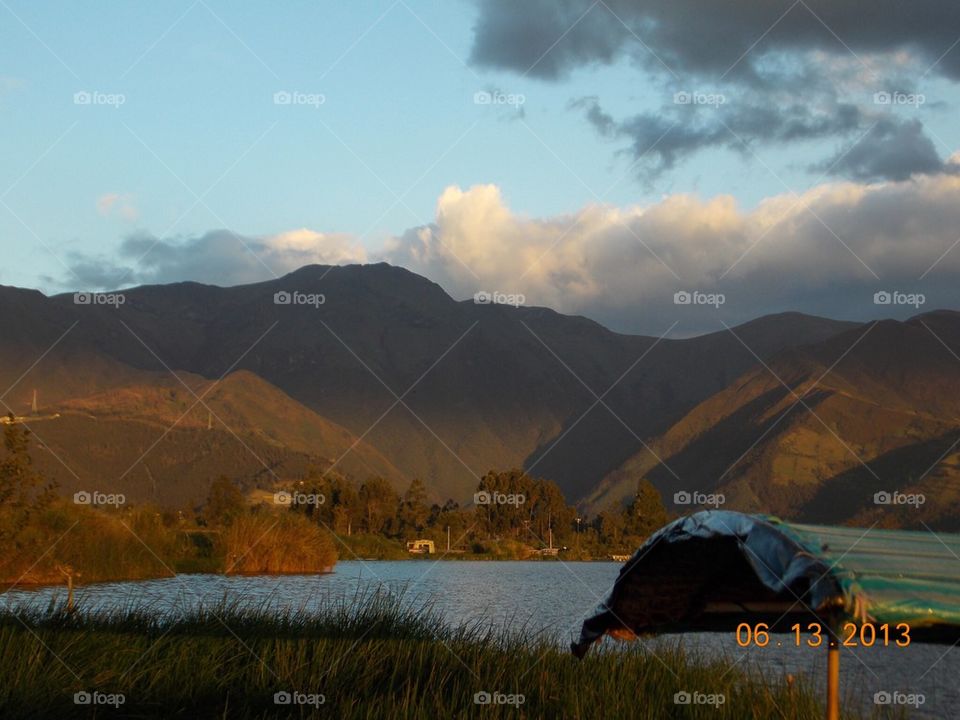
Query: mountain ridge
3 263 953 527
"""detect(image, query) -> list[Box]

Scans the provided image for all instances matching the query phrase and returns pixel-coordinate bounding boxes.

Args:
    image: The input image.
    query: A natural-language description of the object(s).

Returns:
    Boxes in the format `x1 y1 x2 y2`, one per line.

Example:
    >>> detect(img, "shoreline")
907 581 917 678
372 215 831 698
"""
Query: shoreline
1 557 621 592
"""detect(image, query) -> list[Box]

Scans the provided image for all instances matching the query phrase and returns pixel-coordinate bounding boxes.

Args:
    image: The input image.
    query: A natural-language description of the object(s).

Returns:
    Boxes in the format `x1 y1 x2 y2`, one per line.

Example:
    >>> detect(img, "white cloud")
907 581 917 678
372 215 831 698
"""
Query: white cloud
382 177 960 332
67 174 960 334
266 228 368 266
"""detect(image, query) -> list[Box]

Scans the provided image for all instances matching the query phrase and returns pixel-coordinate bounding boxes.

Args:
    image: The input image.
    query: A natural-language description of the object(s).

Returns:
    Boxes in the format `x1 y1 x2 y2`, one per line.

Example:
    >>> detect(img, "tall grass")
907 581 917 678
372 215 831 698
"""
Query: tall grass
224 512 336 575
3 503 178 585
0 590 881 719
2 502 338 586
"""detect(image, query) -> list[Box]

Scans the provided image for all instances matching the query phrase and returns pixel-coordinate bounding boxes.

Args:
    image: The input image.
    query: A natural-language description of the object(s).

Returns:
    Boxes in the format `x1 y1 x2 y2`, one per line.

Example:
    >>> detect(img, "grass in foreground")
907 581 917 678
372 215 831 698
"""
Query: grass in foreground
0 591 878 719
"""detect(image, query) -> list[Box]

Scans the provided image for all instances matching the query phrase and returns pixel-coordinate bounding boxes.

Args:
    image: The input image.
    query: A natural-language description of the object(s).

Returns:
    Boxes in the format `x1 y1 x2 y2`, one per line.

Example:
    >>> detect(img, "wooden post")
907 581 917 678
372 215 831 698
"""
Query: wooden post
826 636 840 720
56 564 77 612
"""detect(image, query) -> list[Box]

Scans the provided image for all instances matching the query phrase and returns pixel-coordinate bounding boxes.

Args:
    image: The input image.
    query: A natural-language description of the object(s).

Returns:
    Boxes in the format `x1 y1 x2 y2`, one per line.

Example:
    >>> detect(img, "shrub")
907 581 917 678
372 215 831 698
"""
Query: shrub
224 511 336 574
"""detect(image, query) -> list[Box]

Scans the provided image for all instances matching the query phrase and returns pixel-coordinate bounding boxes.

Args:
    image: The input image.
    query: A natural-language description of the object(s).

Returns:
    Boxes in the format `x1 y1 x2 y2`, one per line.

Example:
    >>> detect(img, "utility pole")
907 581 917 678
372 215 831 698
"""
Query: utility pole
446 525 451 552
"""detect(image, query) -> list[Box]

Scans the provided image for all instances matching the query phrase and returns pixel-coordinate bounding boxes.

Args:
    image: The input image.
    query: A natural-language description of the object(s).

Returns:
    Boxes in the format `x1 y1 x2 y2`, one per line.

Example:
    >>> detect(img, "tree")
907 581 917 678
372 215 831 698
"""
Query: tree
328 475 360 535
0 417 55 552
399 478 430 535
204 475 245 525
358 476 399 535
597 509 626 547
623 479 669 540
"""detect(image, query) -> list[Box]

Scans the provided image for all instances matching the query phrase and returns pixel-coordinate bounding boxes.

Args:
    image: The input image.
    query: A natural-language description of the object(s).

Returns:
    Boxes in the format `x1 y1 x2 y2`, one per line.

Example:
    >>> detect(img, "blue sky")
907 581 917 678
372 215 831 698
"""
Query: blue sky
4 1 960 334
3 1 648 271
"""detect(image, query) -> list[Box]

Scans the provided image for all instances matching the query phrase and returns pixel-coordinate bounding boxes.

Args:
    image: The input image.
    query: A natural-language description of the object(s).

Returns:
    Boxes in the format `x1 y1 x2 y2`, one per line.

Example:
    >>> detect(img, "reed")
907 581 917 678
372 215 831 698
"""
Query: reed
1 502 338 586
223 512 337 575
0 589 886 719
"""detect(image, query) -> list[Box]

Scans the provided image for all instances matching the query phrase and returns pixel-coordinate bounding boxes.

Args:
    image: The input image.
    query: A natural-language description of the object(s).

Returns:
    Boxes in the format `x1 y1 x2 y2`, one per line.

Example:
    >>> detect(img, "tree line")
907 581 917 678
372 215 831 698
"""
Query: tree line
211 467 672 556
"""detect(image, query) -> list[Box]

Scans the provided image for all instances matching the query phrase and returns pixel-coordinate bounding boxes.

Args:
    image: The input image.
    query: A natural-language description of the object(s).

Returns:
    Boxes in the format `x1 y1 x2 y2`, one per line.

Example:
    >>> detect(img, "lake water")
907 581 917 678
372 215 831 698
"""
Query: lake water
2 560 954 718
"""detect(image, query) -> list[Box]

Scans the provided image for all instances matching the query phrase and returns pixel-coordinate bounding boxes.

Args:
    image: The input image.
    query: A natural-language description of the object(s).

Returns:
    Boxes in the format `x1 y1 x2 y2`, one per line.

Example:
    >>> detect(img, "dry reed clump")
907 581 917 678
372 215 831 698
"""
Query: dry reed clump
224 512 336 575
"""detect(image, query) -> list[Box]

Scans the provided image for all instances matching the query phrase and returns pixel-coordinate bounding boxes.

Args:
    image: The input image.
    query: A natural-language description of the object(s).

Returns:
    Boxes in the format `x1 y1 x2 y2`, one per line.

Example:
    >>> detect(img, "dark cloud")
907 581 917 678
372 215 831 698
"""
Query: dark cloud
470 0 960 82
473 1 954 183
470 1 627 80
816 118 946 181
57 229 367 290
573 93 868 178
568 96 617 136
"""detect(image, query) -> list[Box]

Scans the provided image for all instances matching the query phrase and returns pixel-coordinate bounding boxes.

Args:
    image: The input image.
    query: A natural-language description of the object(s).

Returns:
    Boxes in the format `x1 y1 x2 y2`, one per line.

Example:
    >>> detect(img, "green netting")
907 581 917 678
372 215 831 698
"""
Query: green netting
574 511 960 655
776 519 960 629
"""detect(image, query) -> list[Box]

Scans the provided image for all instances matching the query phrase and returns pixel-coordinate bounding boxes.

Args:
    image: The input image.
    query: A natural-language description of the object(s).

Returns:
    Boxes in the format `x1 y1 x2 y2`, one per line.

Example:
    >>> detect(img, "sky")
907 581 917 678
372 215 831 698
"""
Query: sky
3 0 960 335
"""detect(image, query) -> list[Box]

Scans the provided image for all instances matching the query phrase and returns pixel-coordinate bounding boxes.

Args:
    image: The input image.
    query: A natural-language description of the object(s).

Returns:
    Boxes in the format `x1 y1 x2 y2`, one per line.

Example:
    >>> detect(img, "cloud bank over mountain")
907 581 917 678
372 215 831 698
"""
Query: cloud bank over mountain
60 170 960 335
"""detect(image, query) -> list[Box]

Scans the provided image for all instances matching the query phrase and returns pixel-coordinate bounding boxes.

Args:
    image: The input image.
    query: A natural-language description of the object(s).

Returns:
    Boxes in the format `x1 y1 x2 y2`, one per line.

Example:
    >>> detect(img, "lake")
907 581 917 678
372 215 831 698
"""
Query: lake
2 560 953 718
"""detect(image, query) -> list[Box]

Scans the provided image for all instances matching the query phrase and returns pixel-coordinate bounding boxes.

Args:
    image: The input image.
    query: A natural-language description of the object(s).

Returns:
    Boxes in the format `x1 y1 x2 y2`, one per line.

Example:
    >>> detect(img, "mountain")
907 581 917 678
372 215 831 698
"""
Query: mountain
586 311 960 529
14 369 405 507
0 265 858 508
